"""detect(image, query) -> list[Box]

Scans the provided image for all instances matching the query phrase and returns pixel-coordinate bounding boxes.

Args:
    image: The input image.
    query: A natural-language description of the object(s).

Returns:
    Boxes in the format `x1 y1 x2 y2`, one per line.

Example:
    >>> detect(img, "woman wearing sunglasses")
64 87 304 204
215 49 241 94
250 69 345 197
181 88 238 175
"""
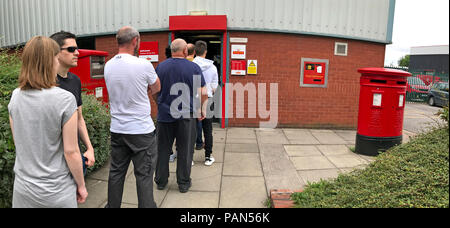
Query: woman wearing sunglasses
8 36 88 208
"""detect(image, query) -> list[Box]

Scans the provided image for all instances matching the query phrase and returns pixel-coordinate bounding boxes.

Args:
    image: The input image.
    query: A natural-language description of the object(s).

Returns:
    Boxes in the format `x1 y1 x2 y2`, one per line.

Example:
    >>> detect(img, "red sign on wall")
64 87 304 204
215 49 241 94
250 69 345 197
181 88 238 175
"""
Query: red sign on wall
139 41 159 62
231 60 247 76
303 62 326 85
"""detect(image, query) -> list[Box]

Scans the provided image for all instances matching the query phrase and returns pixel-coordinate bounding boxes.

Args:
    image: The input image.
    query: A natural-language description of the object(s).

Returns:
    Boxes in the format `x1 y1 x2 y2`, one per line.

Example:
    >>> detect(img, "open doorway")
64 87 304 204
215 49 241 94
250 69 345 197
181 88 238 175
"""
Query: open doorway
175 32 223 124
175 32 223 85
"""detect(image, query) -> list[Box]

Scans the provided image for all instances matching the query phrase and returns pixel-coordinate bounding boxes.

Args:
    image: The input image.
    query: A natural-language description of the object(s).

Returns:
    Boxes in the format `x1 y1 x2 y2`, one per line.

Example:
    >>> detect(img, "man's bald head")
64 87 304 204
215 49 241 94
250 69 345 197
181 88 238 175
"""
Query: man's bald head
171 39 188 55
116 26 140 46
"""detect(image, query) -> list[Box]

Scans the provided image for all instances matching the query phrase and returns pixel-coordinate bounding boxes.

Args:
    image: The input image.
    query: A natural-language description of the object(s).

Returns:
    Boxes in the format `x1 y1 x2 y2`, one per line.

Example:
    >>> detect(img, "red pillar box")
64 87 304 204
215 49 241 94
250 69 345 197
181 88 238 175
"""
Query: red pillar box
69 49 109 104
356 68 411 156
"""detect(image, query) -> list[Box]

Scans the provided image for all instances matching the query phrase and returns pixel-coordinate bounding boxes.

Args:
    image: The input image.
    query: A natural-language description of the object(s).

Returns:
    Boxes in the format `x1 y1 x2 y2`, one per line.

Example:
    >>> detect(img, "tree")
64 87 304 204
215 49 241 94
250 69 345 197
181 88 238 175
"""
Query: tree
398 55 410 67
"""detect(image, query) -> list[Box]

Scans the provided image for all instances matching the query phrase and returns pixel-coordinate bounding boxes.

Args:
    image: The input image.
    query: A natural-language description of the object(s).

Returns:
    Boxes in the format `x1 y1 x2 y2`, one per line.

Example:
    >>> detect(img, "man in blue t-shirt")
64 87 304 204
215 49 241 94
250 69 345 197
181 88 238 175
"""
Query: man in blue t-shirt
154 38 207 193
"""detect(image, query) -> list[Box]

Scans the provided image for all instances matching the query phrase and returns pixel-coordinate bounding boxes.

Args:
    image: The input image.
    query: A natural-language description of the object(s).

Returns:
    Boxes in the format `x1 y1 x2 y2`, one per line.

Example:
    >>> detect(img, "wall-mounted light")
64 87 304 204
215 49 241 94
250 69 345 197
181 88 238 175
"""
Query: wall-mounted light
189 11 208 16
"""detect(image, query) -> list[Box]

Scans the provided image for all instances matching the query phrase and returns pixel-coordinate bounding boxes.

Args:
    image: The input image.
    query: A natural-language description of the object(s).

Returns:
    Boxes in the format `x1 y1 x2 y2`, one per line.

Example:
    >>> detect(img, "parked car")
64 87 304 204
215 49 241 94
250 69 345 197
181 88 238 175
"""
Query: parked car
407 77 430 101
427 82 449 107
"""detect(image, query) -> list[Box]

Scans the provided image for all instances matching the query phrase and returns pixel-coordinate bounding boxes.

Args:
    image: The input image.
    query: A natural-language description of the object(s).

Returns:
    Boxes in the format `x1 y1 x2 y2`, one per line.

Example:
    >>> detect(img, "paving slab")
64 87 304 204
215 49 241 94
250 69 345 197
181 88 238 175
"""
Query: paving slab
327 154 368 168
225 143 260 153
226 137 258 144
193 142 225 163
317 145 354 156
227 128 256 139
223 153 263 177
256 129 290 144
283 129 320 145
78 179 108 208
298 169 341 184
259 144 305 192
179 163 223 192
87 162 110 181
284 145 322 157
290 156 336 171
333 130 357 144
219 176 267 208
311 130 347 144
213 129 227 143
161 191 220 208
124 172 173 207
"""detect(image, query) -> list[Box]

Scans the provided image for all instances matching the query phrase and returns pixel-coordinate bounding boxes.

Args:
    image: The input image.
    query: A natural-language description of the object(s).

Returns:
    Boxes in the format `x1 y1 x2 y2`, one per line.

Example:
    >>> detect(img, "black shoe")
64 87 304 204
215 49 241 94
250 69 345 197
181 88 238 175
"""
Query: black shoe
195 143 204 150
179 183 192 193
157 183 167 190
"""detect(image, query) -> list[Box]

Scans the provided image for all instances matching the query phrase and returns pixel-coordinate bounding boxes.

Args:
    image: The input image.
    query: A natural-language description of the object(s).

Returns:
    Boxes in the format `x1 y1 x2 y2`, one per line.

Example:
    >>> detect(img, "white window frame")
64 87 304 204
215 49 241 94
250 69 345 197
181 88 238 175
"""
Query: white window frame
334 42 348 56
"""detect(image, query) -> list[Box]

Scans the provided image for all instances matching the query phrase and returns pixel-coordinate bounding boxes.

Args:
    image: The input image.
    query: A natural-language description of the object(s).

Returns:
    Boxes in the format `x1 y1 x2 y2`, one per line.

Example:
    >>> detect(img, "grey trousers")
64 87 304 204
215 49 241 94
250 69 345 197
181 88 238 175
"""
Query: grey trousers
155 119 196 189
106 131 158 208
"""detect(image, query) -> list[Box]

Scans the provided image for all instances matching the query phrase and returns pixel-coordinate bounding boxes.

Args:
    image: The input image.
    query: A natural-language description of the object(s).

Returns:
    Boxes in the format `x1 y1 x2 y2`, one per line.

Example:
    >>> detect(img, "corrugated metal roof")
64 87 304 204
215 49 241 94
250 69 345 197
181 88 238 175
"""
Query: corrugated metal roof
0 0 394 47
411 45 450 55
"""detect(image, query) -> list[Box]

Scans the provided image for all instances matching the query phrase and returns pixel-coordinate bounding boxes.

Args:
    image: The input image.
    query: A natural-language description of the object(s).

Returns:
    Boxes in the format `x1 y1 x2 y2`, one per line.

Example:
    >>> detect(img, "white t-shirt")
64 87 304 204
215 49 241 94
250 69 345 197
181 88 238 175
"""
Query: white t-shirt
105 54 158 134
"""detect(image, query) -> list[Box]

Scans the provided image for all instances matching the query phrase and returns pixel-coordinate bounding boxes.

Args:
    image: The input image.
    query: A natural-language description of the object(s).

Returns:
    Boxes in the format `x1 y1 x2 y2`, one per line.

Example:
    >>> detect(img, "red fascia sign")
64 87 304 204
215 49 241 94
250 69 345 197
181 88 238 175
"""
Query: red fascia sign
139 41 159 62
169 15 227 31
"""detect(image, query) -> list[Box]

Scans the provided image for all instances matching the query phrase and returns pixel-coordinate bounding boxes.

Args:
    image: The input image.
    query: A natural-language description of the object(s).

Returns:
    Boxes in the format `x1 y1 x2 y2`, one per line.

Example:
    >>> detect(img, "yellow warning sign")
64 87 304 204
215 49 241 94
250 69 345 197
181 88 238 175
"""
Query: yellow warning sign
247 60 257 75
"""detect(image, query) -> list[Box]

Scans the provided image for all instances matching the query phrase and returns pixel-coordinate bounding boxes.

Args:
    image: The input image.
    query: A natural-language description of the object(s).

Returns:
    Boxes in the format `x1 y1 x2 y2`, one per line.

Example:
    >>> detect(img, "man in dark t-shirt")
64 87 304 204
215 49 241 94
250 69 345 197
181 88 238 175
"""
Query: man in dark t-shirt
51 31 95 173
154 38 208 193
57 72 82 107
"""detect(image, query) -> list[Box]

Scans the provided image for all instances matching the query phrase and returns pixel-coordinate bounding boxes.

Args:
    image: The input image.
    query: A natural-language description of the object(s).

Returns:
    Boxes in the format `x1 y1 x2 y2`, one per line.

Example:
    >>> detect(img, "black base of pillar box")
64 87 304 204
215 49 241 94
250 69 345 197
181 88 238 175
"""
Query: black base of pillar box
355 134 402 156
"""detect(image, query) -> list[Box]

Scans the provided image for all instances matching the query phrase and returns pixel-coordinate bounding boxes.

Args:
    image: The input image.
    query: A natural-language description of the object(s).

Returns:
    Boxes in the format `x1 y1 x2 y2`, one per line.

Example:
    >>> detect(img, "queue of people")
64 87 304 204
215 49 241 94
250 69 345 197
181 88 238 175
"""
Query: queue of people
7 26 219 208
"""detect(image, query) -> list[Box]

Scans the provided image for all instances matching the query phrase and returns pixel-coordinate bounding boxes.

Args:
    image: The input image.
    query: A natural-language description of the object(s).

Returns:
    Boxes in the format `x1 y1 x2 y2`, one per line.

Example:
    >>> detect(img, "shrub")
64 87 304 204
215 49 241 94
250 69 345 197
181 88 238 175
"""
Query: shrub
0 49 21 208
437 106 449 128
0 49 111 207
80 94 111 175
292 127 449 208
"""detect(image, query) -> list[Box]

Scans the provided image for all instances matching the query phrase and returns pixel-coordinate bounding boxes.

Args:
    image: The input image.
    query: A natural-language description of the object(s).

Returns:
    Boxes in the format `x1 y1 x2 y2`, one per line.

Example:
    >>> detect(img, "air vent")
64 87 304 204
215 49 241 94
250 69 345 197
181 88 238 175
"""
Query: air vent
335 42 348 56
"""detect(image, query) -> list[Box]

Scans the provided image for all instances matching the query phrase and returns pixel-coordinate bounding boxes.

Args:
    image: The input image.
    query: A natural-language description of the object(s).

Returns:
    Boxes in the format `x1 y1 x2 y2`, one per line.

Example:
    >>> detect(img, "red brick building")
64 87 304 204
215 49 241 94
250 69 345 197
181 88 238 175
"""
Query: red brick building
95 16 386 129
1 0 396 129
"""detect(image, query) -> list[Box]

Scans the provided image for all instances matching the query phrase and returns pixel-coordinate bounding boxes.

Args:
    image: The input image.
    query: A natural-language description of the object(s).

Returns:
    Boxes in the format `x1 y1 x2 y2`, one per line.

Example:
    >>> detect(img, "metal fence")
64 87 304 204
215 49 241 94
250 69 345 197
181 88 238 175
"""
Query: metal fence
385 66 449 103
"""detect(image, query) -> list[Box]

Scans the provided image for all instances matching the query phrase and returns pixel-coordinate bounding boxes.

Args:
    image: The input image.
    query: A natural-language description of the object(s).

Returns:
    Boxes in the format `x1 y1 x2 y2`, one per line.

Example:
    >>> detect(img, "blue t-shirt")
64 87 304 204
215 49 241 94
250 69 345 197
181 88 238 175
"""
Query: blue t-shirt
156 58 206 123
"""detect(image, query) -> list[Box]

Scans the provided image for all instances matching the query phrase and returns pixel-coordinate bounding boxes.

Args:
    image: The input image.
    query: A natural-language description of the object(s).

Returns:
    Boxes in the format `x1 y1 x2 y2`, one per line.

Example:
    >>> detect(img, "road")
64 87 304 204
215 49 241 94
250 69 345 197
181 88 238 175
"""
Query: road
404 102 446 134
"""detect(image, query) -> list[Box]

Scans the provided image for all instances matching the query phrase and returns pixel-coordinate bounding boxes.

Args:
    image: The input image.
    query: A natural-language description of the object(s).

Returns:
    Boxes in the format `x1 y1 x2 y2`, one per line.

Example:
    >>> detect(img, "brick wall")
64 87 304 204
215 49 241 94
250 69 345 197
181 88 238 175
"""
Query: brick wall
95 32 170 118
227 31 386 129
96 31 385 129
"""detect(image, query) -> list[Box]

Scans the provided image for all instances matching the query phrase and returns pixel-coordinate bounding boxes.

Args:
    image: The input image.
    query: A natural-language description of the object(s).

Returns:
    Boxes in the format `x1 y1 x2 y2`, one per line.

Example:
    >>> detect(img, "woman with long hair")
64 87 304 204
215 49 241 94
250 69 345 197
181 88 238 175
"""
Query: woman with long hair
8 36 88 208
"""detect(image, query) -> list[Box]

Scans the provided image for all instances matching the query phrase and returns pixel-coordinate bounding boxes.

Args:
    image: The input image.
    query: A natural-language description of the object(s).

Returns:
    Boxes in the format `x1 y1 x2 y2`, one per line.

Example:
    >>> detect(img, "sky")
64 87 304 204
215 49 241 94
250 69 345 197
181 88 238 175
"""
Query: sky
384 0 449 66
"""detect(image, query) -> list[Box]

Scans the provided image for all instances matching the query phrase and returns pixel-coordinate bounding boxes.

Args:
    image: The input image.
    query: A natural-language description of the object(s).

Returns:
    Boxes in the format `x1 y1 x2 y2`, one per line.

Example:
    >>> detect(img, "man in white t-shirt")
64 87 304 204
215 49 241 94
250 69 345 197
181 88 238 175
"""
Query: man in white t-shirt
104 26 161 208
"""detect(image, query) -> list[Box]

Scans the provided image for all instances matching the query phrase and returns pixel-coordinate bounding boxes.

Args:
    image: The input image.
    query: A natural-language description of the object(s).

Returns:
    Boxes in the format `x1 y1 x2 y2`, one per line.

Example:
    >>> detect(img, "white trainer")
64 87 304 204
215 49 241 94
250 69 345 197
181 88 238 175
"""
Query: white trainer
204 156 215 166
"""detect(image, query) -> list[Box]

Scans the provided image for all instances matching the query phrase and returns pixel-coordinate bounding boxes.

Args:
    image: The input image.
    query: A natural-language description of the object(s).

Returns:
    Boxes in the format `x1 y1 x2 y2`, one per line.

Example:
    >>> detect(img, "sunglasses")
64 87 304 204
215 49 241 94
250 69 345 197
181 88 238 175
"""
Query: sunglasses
61 46 79 53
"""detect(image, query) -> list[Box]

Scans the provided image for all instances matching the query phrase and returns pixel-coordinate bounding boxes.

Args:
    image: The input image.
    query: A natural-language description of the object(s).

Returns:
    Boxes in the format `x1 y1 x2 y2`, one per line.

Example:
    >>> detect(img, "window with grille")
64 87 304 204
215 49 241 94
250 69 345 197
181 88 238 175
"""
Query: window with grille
335 42 348 56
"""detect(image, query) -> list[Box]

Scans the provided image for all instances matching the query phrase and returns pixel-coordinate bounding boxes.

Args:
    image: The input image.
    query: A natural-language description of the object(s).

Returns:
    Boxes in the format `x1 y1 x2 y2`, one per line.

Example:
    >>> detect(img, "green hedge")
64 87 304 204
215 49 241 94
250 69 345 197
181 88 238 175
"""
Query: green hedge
0 49 21 208
80 94 111 175
292 126 449 208
0 49 111 208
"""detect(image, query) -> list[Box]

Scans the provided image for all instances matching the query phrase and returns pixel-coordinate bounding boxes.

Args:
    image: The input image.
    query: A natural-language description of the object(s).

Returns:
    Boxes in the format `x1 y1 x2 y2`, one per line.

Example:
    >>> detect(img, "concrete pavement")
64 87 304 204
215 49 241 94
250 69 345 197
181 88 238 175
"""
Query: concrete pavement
80 127 377 208
79 102 444 208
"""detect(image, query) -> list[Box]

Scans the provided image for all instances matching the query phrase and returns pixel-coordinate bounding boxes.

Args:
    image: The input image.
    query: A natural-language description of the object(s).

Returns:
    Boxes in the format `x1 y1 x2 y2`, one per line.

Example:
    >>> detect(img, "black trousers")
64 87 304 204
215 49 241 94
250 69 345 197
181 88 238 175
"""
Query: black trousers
155 119 196 189
202 97 214 158
106 132 158 208
201 117 213 158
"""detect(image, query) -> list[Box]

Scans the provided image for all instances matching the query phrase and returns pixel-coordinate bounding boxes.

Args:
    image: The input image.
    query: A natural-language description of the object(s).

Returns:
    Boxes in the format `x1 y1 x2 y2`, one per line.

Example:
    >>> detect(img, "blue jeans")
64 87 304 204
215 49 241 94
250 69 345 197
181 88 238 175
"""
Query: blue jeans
82 154 87 176
196 120 203 147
